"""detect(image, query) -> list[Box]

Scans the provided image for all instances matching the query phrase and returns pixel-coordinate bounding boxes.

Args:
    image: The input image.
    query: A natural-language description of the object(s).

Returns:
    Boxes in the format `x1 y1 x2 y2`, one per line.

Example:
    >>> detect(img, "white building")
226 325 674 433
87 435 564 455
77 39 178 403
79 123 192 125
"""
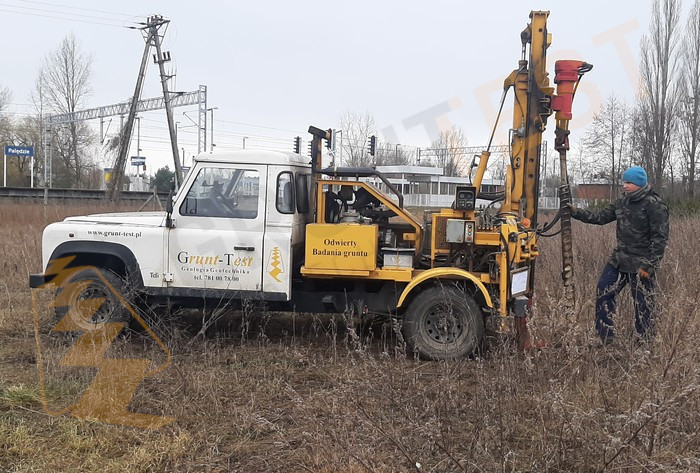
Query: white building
371 165 504 208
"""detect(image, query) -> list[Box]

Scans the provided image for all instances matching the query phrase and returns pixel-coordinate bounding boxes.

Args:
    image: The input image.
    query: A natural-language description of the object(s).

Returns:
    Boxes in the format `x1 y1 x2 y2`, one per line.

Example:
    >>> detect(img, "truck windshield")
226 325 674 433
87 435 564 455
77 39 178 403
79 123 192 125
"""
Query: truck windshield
180 167 260 219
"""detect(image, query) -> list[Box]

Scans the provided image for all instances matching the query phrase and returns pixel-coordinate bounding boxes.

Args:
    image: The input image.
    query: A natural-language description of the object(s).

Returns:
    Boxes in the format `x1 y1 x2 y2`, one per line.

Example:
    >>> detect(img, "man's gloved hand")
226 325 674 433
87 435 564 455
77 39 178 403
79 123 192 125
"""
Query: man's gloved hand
564 202 576 212
638 268 651 279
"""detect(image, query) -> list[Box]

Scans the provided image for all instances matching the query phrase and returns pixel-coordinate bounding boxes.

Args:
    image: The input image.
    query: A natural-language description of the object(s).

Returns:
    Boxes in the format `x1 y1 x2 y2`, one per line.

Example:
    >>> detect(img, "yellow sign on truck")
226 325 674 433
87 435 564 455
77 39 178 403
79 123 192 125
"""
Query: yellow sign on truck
304 223 377 271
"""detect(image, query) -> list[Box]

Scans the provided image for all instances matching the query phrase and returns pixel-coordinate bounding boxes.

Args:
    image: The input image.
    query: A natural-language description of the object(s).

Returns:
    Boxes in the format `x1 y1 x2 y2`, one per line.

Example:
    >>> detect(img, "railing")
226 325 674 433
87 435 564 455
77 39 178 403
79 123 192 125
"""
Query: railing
0 186 168 202
395 193 585 210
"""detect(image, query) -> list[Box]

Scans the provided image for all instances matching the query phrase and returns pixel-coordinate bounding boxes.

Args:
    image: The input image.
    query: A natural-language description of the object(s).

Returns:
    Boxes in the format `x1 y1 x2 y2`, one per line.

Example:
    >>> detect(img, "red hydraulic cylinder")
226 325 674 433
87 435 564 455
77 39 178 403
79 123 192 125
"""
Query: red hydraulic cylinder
551 60 590 120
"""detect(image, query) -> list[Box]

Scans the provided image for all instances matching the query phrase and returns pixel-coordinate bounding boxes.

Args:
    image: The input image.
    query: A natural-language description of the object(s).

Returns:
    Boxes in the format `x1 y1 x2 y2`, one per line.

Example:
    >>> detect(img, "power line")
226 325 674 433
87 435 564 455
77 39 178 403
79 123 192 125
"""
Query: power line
0 2 131 22
18 0 139 18
215 130 291 142
0 7 127 26
217 118 304 134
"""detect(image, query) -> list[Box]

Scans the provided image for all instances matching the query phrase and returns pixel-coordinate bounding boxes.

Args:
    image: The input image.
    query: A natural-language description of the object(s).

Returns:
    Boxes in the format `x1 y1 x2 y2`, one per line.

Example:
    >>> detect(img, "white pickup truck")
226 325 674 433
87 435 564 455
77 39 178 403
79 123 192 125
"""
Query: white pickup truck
30 150 328 317
29 131 517 361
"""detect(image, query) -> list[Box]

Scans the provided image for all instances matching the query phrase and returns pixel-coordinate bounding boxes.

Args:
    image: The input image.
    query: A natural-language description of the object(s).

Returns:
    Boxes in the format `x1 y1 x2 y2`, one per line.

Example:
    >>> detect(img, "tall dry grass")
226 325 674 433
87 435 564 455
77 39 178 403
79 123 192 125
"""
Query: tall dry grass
0 201 699 472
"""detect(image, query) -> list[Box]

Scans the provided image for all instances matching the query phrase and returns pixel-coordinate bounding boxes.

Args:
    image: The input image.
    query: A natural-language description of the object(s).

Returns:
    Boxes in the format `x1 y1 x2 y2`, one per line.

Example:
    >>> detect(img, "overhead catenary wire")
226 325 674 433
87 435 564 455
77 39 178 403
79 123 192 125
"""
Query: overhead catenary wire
0 1 128 22
216 118 305 135
18 0 139 18
0 7 127 26
0 0 142 27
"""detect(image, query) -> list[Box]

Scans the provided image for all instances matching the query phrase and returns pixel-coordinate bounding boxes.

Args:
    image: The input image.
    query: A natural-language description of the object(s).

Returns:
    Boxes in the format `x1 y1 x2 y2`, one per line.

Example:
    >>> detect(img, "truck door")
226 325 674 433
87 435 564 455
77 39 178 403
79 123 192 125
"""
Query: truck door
167 163 267 293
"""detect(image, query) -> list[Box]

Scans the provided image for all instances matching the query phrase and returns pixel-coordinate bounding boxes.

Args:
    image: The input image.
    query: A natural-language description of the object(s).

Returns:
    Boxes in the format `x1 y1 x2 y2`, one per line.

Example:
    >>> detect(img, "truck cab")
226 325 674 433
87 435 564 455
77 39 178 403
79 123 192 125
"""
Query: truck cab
167 150 311 301
33 150 313 308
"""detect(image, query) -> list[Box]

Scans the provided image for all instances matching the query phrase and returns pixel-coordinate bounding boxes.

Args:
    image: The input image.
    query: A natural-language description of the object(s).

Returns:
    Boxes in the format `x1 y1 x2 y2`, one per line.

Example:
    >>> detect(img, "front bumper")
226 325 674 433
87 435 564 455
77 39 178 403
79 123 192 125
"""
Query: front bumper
29 273 48 288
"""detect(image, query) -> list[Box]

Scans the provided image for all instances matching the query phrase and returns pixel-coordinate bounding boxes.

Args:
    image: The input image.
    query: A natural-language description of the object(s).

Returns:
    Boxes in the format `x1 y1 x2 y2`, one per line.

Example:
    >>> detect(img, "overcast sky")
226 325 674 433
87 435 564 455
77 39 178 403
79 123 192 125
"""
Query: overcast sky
0 0 678 172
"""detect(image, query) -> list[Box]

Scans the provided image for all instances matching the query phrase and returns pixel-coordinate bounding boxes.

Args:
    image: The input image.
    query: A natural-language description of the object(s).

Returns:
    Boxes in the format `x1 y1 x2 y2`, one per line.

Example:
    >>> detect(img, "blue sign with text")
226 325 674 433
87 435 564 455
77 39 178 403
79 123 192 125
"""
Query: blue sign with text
4 145 34 157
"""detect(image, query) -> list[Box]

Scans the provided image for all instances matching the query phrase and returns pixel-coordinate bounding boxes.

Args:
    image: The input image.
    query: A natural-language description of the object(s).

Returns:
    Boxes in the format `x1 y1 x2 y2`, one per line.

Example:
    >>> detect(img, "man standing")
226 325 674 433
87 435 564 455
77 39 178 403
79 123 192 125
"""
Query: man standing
569 166 669 345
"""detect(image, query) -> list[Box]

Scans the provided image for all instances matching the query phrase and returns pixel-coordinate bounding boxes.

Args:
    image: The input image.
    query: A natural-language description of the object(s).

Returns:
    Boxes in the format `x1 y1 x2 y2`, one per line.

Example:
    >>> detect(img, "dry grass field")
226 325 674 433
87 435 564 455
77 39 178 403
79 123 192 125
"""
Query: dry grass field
1 201 699 472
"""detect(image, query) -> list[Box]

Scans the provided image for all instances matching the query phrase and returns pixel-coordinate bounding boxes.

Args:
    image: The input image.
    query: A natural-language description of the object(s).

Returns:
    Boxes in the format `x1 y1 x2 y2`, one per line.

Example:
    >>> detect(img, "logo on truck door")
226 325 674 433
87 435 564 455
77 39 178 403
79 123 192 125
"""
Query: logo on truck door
176 250 255 282
267 246 284 282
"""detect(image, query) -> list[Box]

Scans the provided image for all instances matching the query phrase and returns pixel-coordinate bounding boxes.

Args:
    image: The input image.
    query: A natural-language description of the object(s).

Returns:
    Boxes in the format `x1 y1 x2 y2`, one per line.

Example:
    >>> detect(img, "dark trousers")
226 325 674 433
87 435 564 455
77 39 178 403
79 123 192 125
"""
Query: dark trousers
595 263 656 340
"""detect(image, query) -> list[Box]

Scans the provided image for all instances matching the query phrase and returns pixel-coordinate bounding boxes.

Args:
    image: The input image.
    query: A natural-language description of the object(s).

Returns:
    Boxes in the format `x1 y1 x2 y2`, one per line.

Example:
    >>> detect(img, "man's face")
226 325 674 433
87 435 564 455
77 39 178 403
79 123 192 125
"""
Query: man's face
623 181 641 193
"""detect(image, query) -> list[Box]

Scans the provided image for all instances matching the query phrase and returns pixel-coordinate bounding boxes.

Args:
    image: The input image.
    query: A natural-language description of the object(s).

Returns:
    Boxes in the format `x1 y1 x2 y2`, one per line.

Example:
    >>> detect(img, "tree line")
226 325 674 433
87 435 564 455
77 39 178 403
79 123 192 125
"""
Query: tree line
581 0 700 200
2 0 699 200
0 33 100 189
336 110 469 177
341 0 700 201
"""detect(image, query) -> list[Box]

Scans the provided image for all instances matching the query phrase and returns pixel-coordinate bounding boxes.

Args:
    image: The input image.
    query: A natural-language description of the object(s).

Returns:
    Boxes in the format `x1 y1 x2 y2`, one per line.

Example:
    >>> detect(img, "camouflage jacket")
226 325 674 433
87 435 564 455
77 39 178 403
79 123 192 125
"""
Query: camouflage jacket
571 186 669 273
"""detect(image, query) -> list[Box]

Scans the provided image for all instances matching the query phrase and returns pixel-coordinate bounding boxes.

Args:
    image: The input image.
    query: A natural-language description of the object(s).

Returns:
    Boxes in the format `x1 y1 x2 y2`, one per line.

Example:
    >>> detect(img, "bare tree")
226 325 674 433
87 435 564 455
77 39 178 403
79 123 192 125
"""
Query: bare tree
425 127 468 177
637 0 683 188
0 85 10 113
33 33 95 188
8 116 43 186
0 86 13 185
583 94 631 198
0 85 12 142
679 0 700 197
338 111 376 167
376 144 414 166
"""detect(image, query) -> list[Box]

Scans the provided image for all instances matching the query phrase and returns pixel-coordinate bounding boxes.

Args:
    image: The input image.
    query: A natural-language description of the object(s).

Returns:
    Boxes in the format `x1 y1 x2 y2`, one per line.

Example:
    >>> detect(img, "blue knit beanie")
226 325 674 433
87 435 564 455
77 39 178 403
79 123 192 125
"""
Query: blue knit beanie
622 166 647 187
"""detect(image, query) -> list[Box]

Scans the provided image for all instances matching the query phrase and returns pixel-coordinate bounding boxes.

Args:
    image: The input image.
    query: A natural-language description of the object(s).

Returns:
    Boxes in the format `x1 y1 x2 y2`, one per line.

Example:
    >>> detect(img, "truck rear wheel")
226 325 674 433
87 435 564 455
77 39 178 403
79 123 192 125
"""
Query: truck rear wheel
402 285 484 360
54 267 132 329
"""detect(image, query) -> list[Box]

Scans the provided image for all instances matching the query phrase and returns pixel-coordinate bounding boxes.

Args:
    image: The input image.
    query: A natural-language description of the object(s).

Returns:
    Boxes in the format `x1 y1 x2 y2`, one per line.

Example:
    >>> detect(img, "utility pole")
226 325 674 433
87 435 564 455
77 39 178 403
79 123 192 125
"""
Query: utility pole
151 17 183 186
208 107 218 151
135 116 141 175
110 15 183 200
109 18 155 199
335 129 343 165
199 85 207 155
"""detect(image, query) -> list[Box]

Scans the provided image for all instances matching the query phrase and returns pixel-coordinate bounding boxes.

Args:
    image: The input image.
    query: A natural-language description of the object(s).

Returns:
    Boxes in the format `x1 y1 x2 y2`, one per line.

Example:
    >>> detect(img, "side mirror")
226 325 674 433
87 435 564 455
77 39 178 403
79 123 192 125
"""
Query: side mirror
165 190 174 228
166 190 174 214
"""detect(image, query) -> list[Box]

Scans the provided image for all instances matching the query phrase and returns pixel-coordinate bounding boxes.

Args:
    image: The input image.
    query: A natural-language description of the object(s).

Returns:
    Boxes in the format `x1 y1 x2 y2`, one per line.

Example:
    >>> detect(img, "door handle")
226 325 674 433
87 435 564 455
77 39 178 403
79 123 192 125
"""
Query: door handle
234 246 255 251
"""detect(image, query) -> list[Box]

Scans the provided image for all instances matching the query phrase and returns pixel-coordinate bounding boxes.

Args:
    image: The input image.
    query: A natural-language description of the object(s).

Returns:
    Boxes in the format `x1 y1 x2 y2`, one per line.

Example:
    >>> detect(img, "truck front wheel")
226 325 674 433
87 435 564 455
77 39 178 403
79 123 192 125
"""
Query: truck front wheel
54 267 133 329
402 285 484 360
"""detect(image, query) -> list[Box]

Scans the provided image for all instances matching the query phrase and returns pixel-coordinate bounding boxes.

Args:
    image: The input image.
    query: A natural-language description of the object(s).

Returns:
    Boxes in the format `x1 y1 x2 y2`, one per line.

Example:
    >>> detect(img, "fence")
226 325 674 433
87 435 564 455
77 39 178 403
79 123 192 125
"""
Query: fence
0 186 168 203
398 193 583 210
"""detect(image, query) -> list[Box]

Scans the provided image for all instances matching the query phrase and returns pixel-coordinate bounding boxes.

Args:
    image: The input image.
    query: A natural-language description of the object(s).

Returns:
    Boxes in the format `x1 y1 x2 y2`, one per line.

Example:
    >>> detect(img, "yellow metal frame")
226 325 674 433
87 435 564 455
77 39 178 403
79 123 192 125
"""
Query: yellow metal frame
303 11 555 324
470 10 554 222
315 179 423 255
396 268 493 309
504 11 554 220
301 266 414 282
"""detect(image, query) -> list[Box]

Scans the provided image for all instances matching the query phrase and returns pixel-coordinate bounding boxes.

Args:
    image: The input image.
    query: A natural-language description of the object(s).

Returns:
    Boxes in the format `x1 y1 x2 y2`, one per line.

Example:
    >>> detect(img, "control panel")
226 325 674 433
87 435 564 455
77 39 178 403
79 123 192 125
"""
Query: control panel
454 186 477 211
464 220 475 243
445 219 476 244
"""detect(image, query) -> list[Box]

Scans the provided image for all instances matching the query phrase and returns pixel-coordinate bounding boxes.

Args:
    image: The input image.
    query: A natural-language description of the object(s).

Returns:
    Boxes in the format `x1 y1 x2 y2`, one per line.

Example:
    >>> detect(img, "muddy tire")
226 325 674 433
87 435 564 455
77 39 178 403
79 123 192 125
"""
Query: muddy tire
402 285 484 360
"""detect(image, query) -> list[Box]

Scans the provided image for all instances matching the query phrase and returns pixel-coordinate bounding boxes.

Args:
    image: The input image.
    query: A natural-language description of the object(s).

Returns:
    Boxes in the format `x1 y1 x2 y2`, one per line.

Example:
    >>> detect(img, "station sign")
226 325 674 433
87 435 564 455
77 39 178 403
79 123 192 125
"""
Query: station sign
5 145 34 157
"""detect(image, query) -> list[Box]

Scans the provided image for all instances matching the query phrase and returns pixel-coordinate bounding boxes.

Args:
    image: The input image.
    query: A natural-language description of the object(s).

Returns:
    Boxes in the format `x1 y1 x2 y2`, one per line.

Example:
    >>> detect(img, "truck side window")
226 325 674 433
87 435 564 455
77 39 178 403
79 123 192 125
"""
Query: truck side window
180 167 260 219
296 173 309 213
276 172 295 214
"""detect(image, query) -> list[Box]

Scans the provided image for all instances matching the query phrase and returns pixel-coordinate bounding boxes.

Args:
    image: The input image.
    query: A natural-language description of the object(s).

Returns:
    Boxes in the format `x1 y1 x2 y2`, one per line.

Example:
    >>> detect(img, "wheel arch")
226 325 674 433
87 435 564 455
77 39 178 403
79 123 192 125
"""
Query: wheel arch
397 268 493 311
47 241 144 289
